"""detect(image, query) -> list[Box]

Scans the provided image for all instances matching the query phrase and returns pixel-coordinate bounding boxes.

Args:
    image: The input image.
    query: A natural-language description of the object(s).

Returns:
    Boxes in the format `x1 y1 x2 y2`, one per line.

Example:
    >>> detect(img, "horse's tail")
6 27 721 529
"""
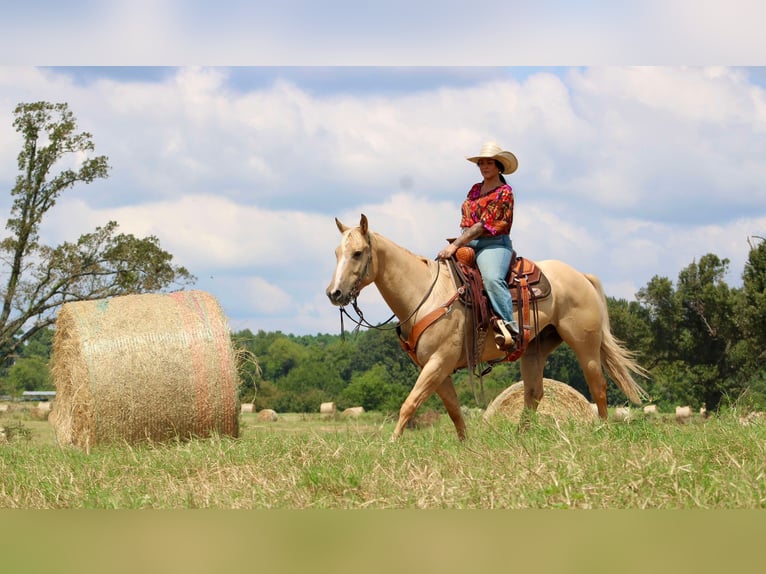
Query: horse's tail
584 273 650 404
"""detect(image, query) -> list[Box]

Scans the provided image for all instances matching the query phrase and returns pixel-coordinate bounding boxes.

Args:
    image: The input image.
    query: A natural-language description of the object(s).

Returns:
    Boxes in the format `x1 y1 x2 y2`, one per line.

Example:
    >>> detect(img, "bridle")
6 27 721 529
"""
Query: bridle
337 233 442 336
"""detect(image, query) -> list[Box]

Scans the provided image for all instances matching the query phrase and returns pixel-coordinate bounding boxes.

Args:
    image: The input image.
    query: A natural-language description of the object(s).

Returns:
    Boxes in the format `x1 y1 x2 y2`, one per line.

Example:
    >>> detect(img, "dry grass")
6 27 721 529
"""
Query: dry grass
1 406 765 509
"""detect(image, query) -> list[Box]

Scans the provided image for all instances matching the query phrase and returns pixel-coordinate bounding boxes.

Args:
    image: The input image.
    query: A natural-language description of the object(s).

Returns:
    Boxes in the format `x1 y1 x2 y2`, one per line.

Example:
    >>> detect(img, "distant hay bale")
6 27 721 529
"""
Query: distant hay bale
257 409 278 422
240 403 256 413
675 405 692 423
319 402 337 417
342 406 365 418
643 404 658 415
30 406 51 421
739 412 765 426
407 410 442 430
0 404 9 413
613 406 632 422
49 290 240 448
483 379 597 424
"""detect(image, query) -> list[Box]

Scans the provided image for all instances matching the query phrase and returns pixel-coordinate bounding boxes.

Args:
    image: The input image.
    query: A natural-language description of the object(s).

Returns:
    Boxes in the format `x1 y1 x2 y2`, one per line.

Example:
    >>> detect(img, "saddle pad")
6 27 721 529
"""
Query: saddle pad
508 256 551 303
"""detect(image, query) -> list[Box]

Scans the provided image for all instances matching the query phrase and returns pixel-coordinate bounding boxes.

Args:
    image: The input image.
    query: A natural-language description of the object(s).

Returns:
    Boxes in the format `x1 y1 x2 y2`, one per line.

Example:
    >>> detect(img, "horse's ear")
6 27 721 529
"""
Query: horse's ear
360 214 368 235
335 217 348 233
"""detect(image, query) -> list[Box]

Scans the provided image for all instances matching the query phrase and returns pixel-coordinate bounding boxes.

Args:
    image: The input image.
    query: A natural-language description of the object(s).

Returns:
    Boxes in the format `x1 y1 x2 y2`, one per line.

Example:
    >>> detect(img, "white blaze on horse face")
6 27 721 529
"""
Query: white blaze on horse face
332 232 354 289
327 229 367 305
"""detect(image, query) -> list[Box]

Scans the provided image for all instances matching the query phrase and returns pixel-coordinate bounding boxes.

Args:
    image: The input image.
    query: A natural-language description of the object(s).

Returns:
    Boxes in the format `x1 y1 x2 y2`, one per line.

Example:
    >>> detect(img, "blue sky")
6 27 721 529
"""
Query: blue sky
1 3 765 335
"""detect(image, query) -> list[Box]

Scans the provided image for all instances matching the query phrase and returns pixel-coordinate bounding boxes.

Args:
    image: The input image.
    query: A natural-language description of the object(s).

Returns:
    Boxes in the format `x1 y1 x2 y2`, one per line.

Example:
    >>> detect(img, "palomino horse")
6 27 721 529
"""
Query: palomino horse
326 214 648 440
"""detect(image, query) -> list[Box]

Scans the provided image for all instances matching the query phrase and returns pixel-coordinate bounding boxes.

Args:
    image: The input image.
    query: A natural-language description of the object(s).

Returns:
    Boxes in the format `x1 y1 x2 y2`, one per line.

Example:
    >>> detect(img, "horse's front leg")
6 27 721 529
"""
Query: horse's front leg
392 357 455 440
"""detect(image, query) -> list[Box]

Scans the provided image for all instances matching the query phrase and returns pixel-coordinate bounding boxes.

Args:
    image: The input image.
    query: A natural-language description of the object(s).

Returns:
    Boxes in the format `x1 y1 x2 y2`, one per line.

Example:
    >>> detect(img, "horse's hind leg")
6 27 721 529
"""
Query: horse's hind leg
519 329 563 428
563 332 608 420
435 376 466 441
574 344 609 420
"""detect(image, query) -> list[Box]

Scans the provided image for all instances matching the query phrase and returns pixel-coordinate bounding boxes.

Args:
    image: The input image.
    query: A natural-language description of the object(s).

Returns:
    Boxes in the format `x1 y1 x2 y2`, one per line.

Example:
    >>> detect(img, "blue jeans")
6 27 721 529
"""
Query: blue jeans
467 234 519 331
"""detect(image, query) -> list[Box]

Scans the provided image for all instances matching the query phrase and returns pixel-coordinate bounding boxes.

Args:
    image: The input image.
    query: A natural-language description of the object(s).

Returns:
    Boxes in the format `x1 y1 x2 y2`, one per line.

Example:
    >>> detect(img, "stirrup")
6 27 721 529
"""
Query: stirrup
492 320 516 350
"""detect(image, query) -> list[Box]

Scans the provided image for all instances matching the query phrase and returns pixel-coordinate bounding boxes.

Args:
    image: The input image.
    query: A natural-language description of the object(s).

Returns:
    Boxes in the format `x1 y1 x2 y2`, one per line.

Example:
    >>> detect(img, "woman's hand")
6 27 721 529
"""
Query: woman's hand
437 243 459 260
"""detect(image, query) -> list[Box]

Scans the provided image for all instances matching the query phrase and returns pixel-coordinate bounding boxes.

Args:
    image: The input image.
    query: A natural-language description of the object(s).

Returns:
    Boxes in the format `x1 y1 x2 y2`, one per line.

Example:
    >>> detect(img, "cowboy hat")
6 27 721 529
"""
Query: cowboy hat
466 141 518 174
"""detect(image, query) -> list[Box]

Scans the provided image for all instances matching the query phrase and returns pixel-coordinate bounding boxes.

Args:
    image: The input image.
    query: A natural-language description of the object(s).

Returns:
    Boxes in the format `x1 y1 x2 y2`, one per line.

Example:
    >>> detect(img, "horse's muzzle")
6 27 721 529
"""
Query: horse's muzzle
326 288 349 306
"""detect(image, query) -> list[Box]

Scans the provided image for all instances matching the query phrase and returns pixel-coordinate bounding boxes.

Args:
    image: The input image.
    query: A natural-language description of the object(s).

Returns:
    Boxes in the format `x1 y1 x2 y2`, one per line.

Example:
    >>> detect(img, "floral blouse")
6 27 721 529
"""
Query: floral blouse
459 182 514 236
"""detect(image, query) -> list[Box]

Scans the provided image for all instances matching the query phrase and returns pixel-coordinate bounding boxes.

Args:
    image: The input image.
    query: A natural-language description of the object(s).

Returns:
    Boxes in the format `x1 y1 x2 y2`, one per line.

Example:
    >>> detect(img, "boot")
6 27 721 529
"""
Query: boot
492 319 517 351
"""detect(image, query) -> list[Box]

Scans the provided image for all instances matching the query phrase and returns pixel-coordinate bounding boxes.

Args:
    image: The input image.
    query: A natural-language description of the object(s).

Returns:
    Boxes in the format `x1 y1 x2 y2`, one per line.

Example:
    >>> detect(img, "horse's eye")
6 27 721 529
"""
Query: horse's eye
352 251 363 259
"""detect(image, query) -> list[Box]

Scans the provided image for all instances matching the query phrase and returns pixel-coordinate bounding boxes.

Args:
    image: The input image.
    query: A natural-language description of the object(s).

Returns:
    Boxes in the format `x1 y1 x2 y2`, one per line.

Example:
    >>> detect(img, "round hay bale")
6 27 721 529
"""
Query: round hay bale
613 406 632 422
49 290 240 448
675 405 692 423
257 408 278 422
643 404 658 415
319 402 337 417
342 406 365 418
30 406 51 421
483 378 597 424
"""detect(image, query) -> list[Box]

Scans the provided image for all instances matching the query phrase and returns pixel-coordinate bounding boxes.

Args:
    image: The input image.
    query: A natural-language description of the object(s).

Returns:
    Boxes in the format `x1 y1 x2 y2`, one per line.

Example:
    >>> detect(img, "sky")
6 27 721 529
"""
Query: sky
0 2 765 336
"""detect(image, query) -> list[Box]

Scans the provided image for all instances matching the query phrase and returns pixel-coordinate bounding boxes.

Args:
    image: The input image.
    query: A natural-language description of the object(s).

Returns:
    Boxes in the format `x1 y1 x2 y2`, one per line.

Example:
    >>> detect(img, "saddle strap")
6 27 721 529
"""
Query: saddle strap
504 275 532 362
397 287 464 367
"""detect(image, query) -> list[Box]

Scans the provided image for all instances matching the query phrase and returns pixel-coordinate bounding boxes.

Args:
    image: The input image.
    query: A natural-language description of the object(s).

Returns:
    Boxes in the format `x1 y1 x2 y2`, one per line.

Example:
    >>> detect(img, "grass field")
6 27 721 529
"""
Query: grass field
1 403 765 509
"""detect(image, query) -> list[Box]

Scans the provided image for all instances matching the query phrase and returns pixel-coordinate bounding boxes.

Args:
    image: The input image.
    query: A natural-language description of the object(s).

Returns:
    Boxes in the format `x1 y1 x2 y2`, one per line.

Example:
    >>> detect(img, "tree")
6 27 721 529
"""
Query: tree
635 255 742 410
728 236 766 409
340 363 409 413
739 237 766 362
636 275 682 368
0 102 194 364
2 356 52 395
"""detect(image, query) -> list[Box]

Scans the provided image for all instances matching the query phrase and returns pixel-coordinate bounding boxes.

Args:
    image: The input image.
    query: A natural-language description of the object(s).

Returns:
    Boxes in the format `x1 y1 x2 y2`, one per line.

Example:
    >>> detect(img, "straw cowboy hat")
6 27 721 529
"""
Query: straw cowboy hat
467 141 518 174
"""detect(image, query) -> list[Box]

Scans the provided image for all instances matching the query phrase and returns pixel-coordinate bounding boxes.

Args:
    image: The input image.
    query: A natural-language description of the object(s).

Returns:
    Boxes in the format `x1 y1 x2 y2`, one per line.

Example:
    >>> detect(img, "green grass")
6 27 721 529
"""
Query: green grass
1 406 765 509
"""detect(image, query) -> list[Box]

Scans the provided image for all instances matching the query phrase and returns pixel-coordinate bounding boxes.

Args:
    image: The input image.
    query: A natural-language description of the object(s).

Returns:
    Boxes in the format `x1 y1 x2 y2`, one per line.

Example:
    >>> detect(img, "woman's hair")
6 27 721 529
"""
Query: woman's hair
494 160 507 184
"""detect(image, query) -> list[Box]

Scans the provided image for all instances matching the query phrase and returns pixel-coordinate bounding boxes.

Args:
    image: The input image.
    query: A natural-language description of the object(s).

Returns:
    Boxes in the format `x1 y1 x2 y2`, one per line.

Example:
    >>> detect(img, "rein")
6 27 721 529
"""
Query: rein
338 254 443 336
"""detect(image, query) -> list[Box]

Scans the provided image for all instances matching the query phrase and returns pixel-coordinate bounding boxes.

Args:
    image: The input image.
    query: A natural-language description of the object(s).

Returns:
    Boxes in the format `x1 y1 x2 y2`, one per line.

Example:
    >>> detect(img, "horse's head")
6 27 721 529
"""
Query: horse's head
326 214 374 306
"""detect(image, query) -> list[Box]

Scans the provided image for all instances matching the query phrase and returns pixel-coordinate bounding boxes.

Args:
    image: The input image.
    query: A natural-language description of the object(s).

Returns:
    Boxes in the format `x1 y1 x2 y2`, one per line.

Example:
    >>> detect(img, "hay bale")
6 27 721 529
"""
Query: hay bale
739 412 765 426
319 402 337 417
30 406 51 421
257 409 278 422
342 406 365 418
675 405 692 423
407 410 442 429
483 378 597 424
0 404 10 413
240 403 256 413
643 404 658 415
49 290 240 448
613 406 632 422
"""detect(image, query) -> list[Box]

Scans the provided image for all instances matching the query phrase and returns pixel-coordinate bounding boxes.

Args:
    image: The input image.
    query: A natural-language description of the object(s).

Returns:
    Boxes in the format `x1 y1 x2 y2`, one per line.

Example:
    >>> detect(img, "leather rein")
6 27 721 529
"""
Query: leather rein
337 236 461 345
